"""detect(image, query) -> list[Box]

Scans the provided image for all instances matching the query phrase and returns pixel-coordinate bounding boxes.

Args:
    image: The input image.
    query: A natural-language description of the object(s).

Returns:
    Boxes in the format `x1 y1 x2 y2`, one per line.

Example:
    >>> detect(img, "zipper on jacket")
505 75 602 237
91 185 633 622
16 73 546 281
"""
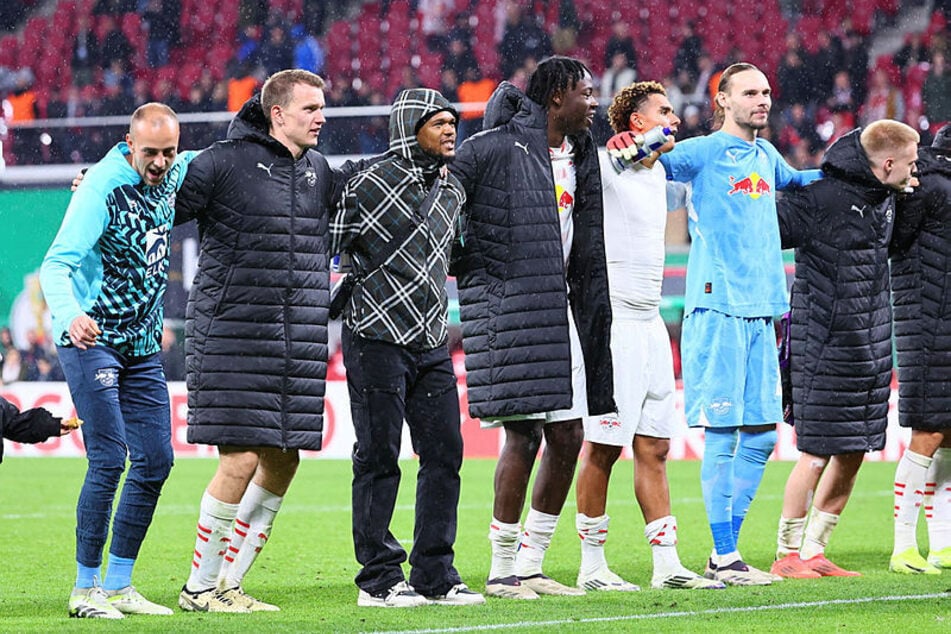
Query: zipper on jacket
280 159 297 451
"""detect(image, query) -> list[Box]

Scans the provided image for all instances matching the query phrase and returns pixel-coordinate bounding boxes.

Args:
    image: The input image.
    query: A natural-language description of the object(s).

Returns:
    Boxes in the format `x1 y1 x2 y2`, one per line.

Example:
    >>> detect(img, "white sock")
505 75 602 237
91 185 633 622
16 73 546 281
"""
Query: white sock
644 515 683 577
894 450 932 555
927 448 951 553
219 481 283 589
776 515 806 558
714 550 741 568
577 513 609 577
800 507 838 560
487 518 520 580
187 491 239 592
514 508 559 577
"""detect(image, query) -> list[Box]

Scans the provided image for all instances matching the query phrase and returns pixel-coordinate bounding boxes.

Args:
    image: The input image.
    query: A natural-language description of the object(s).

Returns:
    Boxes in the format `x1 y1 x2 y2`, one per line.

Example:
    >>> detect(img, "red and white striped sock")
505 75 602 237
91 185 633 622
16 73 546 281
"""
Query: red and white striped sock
927 448 951 552
893 450 932 555
577 513 609 577
219 481 283 590
645 515 684 577
186 491 239 592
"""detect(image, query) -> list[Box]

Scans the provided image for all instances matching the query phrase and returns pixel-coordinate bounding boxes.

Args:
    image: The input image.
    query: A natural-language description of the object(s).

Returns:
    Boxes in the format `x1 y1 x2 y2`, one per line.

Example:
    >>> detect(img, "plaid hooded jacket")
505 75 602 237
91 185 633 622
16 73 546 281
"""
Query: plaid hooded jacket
332 89 465 350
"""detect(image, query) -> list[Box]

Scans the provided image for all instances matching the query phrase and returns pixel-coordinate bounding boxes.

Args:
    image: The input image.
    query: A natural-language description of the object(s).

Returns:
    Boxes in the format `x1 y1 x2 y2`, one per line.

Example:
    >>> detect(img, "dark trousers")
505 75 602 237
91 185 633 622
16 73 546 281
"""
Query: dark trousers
343 327 463 596
57 345 173 567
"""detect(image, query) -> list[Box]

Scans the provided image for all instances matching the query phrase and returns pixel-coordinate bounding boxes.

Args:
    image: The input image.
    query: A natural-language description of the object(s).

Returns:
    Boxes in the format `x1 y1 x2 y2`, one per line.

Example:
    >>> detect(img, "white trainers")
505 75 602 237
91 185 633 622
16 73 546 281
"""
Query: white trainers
485 575 539 600
357 580 431 608
178 585 251 613
709 559 773 586
105 585 173 615
577 567 640 592
652 569 726 590
218 585 280 612
68 586 125 619
426 583 486 605
518 573 586 596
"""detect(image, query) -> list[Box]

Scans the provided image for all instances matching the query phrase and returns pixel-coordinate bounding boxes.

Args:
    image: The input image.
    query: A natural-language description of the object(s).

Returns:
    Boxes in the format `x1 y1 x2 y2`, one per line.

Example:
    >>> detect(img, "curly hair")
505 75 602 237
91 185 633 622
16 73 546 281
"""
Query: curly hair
607 81 667 134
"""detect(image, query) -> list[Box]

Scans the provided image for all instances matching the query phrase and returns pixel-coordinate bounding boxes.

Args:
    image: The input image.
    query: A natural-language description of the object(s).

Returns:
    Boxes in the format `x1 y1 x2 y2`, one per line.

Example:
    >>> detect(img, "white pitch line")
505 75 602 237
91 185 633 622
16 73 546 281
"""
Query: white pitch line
365 592 949 634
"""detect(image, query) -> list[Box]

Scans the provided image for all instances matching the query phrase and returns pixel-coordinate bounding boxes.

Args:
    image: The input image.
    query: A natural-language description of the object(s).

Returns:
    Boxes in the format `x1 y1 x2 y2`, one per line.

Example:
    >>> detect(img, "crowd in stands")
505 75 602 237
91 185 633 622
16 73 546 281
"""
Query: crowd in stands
1 0 950 167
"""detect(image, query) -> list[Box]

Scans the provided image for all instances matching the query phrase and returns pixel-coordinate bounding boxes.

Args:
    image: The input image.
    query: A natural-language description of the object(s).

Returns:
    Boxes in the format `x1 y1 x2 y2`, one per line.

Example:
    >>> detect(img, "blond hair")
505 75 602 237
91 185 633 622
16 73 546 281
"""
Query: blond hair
860 119 920 157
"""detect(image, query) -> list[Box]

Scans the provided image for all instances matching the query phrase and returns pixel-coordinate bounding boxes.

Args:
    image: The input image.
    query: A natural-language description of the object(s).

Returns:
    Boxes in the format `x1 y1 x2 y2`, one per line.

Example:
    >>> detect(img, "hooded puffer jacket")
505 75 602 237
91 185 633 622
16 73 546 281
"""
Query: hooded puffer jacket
332 88 464 350
890 140 951 431
777 128 896 455
176 94 352 451
449 81 615 420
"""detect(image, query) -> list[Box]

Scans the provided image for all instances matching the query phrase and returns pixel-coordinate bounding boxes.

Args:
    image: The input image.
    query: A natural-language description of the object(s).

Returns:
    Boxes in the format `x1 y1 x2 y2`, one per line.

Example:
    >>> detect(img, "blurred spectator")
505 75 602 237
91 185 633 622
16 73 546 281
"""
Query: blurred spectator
419 0 456 53
443 34 479 80
258 22 294 76
777 102 823 155
777 34 812 109
318 77 356 154
71 14 100 87
235 23 262 66
604 21 636 72
142 0 180 68
837 28 870 104
447 10 474 48
131 77 152 107
5 69 40 165
99 15 133 70
809 31 842 102
389 64 422 102
291 24 324 75
678 103 707 140
160 325 186 382
1 348 24 385
498 2 551 80
894 31 931 71
302 0 327 36
673 20 702 79
825 70 857 113
861 66 905 125
99 82 134 116
456 65 494 142
227 61 260 112
102 58 132 94
601 50 636 100
662 72 688 115
924 51 951 127
25 354 64 382
439 68 459 102
354 84 388 154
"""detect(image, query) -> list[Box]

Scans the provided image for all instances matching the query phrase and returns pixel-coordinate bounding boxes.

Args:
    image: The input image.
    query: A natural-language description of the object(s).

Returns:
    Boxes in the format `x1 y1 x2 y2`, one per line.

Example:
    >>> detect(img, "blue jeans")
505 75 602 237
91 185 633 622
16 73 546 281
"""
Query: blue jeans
57 345 173 568
343 328 463 597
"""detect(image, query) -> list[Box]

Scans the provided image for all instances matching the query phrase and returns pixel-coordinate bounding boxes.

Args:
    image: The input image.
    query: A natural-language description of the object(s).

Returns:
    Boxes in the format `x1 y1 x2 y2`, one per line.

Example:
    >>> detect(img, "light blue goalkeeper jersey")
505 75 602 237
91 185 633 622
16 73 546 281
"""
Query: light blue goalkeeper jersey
660 131 821 318
40 142 197 357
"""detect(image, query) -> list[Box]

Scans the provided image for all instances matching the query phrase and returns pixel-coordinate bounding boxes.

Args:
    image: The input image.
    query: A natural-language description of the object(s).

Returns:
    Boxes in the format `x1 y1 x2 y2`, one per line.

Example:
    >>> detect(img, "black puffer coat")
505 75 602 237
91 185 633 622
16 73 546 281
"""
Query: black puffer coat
777 129 895 455
176 95 352 450
890 144 951 431
449 82 615 419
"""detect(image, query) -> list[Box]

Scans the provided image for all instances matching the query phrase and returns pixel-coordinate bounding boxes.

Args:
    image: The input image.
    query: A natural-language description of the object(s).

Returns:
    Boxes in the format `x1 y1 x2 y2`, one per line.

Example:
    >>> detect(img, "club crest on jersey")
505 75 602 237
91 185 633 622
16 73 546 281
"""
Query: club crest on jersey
145 226 169 278
727 172 771 199
95 368 118 387
304 168 317 187
708 397 733 416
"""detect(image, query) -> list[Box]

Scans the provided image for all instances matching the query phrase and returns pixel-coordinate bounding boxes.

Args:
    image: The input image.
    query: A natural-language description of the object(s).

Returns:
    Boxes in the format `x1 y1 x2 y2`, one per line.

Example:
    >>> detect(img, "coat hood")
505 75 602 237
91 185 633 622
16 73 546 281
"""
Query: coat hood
916 145 951 179
483 81 547 131
821 128 885 190
228 93 294 155
389 88 457 170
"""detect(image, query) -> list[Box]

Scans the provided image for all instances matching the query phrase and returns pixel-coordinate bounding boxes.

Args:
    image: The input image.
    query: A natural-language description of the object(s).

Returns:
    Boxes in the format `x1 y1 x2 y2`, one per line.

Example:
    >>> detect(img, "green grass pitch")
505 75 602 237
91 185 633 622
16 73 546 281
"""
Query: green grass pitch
0 457 948 632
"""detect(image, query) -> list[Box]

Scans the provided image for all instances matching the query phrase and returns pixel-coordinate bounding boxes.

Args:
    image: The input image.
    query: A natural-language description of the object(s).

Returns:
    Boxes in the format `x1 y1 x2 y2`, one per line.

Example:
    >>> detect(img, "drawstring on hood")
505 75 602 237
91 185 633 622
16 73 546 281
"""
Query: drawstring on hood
389 88 458 174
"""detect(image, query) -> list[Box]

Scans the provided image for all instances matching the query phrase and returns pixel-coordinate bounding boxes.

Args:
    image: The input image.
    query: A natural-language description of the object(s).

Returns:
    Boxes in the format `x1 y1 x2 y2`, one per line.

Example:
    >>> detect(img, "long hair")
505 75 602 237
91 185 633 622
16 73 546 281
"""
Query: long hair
526 56 591 109
712 62 761 130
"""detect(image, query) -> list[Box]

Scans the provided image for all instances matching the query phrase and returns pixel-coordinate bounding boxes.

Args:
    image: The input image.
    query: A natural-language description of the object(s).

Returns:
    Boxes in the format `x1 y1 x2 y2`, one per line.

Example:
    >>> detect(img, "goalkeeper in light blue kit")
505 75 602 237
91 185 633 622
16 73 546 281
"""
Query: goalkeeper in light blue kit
40 103 197 619
656 63 821 585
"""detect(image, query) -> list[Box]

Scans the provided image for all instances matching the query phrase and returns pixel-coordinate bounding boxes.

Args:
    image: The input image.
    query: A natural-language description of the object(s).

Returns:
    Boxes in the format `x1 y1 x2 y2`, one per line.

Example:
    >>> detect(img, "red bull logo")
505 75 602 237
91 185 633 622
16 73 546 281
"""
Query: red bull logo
727 172 772 200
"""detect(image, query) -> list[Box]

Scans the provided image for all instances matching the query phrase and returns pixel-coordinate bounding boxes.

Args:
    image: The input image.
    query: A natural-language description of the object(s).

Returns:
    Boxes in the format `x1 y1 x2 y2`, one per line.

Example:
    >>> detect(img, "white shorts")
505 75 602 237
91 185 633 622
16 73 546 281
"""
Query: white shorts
482 307 589 428
583 311 678 446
